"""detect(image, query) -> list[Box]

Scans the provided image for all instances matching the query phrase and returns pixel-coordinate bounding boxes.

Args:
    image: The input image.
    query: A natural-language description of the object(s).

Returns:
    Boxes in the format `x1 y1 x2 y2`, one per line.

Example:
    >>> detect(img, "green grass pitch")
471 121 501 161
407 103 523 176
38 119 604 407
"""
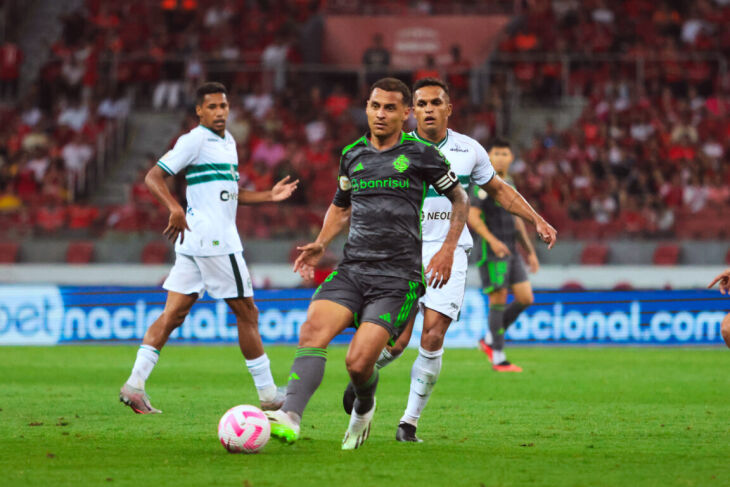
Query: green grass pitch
2 345 729 487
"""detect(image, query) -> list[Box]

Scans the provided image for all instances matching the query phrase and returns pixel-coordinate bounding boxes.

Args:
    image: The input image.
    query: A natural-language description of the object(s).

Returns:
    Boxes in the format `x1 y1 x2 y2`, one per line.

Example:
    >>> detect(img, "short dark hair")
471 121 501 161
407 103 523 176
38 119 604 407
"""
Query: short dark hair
488 137 512 151
369 77 411 106
196 82 227 105
412 77 450 99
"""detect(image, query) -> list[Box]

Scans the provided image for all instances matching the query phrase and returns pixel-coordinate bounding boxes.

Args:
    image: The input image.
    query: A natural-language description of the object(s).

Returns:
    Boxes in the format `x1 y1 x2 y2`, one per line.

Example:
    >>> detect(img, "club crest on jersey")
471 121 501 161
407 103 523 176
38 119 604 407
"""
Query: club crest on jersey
393 155 410 173
339 176 352 191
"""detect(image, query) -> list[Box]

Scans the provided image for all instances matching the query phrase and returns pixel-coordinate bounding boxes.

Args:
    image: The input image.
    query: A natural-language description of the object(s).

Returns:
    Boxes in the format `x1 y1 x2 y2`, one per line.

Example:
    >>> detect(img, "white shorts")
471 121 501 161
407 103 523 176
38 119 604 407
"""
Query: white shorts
163 252 253 300
419 242 469 321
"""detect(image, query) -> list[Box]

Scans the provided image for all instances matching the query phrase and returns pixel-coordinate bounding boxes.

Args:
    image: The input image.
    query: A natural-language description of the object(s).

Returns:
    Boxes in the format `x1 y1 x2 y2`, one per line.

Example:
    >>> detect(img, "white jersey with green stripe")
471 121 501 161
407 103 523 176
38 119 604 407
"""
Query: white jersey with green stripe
156 125 242 257
411 128 495 249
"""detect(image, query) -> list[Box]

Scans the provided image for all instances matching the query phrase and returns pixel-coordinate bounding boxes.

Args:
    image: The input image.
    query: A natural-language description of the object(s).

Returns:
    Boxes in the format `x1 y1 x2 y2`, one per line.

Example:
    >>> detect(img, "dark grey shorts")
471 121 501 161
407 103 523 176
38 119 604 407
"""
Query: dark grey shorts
478 253 528 294
312 266 424 338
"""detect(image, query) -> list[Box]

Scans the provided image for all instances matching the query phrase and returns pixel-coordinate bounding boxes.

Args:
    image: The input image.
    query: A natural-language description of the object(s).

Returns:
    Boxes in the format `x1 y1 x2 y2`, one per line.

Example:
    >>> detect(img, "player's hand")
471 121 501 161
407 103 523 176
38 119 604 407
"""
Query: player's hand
490 239 511 258
164 207 190 244
270 175 299 202
426 245 454 288
535 218 557 250
708 269 730 295
527 253 540 273
293 242 325 280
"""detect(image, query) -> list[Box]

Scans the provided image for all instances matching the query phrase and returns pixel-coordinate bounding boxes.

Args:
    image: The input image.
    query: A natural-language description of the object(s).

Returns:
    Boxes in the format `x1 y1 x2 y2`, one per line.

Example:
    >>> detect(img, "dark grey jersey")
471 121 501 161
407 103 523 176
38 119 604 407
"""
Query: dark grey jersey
471 177 517 263
332 132 459 282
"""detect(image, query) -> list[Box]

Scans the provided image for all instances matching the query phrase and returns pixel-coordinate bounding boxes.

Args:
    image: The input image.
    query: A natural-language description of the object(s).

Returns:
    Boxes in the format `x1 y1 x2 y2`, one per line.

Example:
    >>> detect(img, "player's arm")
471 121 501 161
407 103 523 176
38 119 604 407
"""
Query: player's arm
467 207 511 258
237 176 299 204
480 175 557 249
293 175 352 279
145 165 189 243
428 186 469 289
514 216 539 273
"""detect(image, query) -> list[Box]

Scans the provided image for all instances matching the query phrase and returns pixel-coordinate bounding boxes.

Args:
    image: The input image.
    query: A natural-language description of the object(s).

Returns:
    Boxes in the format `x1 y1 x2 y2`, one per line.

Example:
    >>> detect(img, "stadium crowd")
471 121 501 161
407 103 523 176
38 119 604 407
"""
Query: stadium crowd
0 0 729 242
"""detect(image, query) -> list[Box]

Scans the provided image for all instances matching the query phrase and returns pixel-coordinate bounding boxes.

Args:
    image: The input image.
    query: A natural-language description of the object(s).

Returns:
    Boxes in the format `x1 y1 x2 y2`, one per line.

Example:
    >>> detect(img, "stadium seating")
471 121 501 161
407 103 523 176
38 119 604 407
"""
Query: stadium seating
653 244 681 266
0 242 20 263
66 241 95 264
141 241 170 264
580 243 609 265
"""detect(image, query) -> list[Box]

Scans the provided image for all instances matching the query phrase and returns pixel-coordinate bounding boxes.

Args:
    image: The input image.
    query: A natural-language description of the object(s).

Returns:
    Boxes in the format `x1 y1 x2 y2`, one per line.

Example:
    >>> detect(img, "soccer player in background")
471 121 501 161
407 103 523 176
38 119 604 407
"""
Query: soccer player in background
343 78 556 442
468 138 540 372
708 268 730 347
119 82 298 414
265 78 470 450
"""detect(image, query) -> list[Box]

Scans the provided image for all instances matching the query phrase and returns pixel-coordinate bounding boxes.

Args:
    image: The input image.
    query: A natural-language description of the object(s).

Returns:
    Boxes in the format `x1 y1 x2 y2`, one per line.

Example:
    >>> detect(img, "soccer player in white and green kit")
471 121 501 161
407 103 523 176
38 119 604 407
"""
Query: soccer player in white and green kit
119 82 298 414
343 78 557 442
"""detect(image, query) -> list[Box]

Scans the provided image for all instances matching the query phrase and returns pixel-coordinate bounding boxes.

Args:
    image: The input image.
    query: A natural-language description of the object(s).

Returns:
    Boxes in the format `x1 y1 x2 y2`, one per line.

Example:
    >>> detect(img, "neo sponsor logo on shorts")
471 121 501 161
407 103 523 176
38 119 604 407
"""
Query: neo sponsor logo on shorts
351 178 409 192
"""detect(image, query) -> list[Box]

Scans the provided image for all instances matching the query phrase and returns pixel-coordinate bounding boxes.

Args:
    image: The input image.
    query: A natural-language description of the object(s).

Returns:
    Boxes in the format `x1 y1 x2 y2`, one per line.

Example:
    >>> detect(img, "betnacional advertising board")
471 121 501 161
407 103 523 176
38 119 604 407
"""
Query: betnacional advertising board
1 286 727 346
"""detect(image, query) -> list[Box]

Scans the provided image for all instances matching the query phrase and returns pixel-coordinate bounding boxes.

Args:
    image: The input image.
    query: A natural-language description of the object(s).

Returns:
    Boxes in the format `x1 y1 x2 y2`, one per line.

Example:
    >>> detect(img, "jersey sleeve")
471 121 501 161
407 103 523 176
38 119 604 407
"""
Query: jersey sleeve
156 131 202 175
421 145 459 195
471 142 496 186
331 155 352 208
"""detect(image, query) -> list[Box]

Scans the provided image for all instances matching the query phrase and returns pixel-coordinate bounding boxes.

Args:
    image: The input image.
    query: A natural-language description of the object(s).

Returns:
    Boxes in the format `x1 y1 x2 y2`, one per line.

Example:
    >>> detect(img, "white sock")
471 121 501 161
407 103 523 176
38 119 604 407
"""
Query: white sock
493 349 506 365
245 353 277 402
400 347 443 427
484 330 493 346
126 345 159 389
375 348 401 369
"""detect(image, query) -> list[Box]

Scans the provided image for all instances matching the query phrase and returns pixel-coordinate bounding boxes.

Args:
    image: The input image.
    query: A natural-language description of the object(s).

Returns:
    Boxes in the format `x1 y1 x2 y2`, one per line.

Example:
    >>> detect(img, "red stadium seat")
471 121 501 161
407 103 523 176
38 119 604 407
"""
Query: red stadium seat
66 241 95 264
141 241 170 264
580 243 609 265
0 242 20 263
653 244 680 265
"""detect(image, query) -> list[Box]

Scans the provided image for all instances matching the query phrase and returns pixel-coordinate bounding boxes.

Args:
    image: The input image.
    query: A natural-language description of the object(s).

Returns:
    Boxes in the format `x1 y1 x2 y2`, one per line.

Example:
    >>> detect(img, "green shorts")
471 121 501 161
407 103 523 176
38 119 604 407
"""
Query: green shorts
478 253 528 294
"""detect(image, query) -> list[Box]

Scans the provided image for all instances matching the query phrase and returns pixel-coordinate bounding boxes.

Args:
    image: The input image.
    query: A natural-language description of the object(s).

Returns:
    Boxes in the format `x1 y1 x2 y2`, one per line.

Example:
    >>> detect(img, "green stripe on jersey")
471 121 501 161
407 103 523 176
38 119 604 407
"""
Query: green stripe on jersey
186 163 236 175
157 161 175 175
186 173 237 185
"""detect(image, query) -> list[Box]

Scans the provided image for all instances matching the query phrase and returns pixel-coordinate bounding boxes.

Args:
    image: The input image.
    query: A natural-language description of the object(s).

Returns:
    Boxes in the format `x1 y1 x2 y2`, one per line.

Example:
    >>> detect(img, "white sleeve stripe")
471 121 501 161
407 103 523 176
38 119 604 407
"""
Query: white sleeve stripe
435 179 457 191
435 175 451 186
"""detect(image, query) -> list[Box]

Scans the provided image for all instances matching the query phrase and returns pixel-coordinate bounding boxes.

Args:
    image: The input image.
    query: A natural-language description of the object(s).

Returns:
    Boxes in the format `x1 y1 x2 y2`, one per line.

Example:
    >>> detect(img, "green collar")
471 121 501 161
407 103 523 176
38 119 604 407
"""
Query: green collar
413 129 448 148
199 124 225 139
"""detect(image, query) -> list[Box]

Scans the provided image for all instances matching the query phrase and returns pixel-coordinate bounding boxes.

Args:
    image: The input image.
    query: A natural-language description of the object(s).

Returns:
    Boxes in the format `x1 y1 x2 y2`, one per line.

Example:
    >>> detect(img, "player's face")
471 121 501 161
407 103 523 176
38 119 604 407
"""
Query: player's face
366 88 410 139
488 146 513 174
413 85 452 136
196 93 229 134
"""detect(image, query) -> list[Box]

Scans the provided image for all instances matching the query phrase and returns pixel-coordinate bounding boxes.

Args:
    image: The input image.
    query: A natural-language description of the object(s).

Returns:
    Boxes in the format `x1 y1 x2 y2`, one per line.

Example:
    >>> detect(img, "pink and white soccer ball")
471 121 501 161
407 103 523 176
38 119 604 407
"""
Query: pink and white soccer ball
218 405 271 453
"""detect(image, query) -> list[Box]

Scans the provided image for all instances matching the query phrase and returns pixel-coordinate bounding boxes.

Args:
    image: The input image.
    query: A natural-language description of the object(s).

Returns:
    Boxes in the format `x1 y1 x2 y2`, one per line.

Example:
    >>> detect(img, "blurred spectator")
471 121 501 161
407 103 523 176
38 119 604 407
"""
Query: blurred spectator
57 97 89 132
413 54 440 82
0 39 23 100
362 33 390 85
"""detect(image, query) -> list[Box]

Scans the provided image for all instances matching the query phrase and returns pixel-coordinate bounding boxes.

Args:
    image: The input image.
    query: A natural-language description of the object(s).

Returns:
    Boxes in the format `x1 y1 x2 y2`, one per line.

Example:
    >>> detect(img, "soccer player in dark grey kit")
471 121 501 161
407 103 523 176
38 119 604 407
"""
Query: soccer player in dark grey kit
468 138 538 372
265 78 469 450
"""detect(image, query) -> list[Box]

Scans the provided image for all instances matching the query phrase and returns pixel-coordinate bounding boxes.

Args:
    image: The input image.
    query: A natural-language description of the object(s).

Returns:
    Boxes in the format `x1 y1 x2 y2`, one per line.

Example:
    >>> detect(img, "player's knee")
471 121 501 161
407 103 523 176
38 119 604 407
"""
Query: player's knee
389 341 405 356
161 308 189 328
297 319 329 348
721 313 730 348
345 354 373 384
420 326 445 350
519 295 534 307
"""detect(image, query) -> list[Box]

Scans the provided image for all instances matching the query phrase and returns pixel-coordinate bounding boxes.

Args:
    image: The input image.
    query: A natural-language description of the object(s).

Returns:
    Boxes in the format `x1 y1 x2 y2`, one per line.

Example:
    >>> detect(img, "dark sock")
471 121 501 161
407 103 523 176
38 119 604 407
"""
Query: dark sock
489 304 506 351
503 301 529 330
282 347 327 418
353 369 379 415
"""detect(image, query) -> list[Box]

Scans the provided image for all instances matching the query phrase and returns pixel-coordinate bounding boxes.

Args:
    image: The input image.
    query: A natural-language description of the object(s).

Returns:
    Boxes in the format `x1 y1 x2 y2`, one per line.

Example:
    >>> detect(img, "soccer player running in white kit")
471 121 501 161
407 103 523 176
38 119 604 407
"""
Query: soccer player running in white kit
119 82 298 414
343 78 557 441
